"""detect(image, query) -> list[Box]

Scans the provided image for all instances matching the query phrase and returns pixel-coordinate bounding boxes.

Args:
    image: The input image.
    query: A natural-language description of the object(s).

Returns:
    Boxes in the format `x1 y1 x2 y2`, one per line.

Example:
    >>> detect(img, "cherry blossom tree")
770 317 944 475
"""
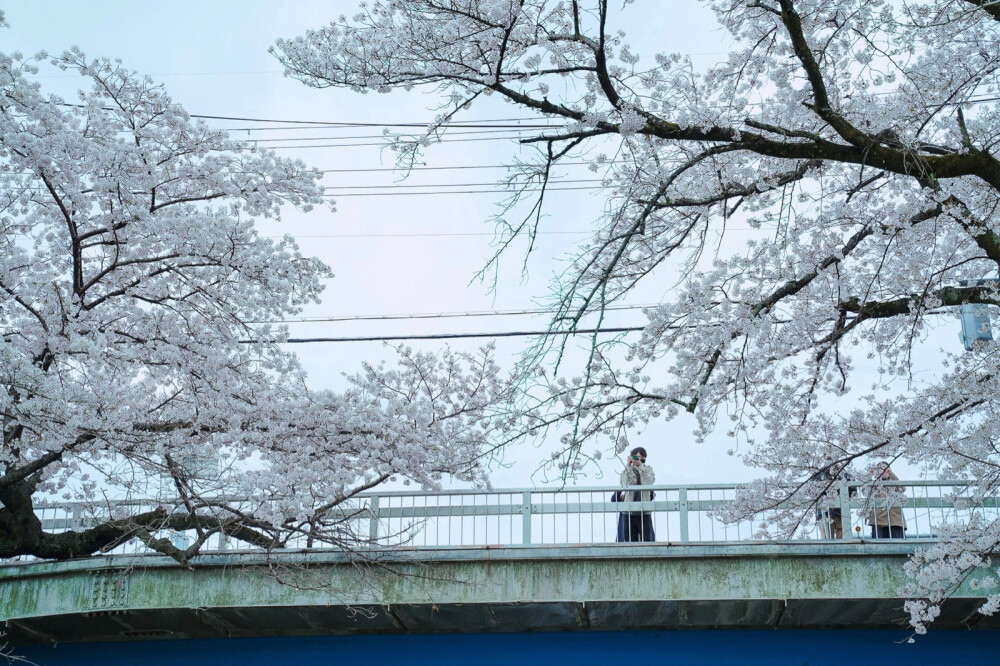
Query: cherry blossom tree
276 0 1000 630
0 46 511 565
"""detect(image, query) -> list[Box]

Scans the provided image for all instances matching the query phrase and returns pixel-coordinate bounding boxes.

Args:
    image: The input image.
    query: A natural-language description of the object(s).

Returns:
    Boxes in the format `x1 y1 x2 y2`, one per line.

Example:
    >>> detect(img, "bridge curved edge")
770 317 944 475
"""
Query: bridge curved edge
1 542 994 643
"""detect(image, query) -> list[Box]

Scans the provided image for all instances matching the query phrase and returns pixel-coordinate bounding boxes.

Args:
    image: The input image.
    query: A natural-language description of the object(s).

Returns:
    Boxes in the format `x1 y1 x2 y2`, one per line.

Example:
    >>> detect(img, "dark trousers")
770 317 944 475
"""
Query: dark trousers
617 512 655 542
871 525 905 539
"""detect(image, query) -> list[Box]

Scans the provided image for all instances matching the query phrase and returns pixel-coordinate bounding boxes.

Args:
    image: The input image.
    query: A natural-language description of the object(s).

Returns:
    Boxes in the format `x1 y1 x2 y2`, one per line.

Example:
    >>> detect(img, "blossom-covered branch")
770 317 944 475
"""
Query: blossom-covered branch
278 0 1000 629
0 48 513 564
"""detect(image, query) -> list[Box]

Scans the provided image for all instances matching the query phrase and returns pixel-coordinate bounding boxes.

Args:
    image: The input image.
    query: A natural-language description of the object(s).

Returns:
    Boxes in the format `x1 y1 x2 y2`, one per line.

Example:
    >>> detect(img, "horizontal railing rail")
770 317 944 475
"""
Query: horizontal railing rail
10 480 997 562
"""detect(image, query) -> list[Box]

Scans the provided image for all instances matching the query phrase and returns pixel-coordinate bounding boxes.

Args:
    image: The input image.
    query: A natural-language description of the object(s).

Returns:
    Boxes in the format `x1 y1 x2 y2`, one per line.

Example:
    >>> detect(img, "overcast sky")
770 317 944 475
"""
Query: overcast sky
1 1 956 487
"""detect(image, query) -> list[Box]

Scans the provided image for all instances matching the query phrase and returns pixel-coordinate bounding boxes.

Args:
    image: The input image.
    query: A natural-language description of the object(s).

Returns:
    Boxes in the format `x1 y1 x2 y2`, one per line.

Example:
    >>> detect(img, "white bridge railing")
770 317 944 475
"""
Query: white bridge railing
23 480 999 558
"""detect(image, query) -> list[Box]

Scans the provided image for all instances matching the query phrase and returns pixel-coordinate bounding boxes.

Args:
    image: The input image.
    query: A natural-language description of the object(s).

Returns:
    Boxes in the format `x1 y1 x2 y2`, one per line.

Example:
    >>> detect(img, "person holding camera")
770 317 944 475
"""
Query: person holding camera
616 446 656 542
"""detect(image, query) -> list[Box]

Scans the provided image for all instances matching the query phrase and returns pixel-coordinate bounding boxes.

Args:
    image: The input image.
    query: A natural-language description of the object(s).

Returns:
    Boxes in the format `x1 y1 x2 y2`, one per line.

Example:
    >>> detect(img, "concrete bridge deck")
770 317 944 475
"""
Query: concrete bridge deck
2 541 996 646
7 481 1000 664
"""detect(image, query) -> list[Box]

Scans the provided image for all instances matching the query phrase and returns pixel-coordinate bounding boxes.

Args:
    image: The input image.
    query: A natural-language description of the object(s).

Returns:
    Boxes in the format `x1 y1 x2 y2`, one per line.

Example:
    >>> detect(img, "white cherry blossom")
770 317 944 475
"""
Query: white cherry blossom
277 0 1000 628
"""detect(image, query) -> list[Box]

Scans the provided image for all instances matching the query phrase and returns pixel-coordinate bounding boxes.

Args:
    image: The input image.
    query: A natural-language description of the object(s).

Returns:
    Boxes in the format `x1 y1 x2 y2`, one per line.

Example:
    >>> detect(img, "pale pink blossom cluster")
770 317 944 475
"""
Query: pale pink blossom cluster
0 48 512 562
277 0 1000 628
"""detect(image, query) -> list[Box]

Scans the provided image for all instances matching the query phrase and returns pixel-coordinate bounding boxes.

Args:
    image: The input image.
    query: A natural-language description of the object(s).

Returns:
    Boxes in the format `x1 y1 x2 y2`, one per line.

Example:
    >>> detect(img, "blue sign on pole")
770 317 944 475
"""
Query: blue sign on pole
958 279 997 351
959 303 993 350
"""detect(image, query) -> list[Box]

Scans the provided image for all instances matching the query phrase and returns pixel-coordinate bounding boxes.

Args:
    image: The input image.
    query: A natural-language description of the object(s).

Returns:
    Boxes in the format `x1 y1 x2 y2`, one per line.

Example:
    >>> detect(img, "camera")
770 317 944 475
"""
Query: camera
631 455 640 461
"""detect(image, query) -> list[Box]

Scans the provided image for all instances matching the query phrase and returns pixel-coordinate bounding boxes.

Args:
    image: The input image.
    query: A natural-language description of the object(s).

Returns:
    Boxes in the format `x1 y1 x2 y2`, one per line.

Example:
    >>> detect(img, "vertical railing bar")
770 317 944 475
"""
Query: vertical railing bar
434 494 440 547
925 485 931 534
417 495 423 547
708 489 714 541
553 491 558 544
698 489 704 541
522 491 532 545
564 490 569 545
606 490 611 544
546 491 552 544
664 489 670 542
394 495 400 546
368 494 380 543
723 488 730 541
501 493 506 545
387 495 394 546
679 487 689 543
572 490 577 544
388 495 394 546
545 491 550 543
838 485 850 541
917 485 925 535
447 493 453 547
507 493 513 545
435 494 440 547
539 492 546 544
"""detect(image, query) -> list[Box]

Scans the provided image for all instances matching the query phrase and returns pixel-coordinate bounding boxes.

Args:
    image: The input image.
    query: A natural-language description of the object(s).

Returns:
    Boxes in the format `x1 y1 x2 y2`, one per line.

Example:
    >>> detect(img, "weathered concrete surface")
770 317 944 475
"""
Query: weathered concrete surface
0 542 994 643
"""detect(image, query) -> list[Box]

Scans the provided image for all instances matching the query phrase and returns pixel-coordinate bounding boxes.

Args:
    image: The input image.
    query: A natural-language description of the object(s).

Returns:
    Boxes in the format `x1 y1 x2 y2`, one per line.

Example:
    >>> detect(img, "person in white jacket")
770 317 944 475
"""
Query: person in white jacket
616 447 656 542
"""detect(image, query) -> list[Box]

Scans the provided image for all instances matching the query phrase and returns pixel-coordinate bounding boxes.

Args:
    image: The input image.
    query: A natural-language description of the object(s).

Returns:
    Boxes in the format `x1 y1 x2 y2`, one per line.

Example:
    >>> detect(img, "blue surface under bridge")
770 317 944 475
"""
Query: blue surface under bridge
3 480 1000 665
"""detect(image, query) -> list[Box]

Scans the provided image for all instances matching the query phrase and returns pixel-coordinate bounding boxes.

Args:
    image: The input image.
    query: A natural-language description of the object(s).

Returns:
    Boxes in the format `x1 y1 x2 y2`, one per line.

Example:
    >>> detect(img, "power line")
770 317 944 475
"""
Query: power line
323 179 604 190
262 231 591 239
318 161 621 173
238 123 560 134
253 303 659 325
56 103 563 129
214 116 555 127
267 134 535 149
262 226 767 239
250 128 542 143
323 186 603 197
249 326 645 344
58 89 1000 136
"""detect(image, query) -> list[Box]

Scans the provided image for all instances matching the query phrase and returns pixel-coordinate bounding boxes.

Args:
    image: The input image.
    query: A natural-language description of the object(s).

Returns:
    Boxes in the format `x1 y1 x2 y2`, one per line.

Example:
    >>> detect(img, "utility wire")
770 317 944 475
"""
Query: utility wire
267 134 535 149
323 178 604 190
232 122 560 132
323 186 603 197
250 316 806 344
56 102 563 129
317 161 622 173
252 303 659 324
247 326 645 344
262 231 591 239
58 90 1000 134
211 115 555 127
250 128 542 142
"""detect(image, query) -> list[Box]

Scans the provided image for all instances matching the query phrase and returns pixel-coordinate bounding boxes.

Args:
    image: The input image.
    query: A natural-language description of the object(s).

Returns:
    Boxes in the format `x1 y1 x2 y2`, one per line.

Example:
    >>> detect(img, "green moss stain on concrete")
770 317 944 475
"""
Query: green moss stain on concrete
0 545 982 623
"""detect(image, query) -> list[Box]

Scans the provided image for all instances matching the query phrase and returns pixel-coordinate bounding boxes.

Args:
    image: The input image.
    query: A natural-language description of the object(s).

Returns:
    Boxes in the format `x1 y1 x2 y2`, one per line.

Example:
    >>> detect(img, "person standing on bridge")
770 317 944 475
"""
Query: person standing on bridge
616 447 656 542
866 462 907 539
809 464 855 539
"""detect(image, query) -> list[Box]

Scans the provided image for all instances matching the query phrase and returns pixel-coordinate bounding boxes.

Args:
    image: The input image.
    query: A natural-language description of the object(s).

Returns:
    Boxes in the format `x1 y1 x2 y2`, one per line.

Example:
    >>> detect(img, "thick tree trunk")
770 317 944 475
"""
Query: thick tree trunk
1 480 281 561
0 479 44 557
0 479 172 560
